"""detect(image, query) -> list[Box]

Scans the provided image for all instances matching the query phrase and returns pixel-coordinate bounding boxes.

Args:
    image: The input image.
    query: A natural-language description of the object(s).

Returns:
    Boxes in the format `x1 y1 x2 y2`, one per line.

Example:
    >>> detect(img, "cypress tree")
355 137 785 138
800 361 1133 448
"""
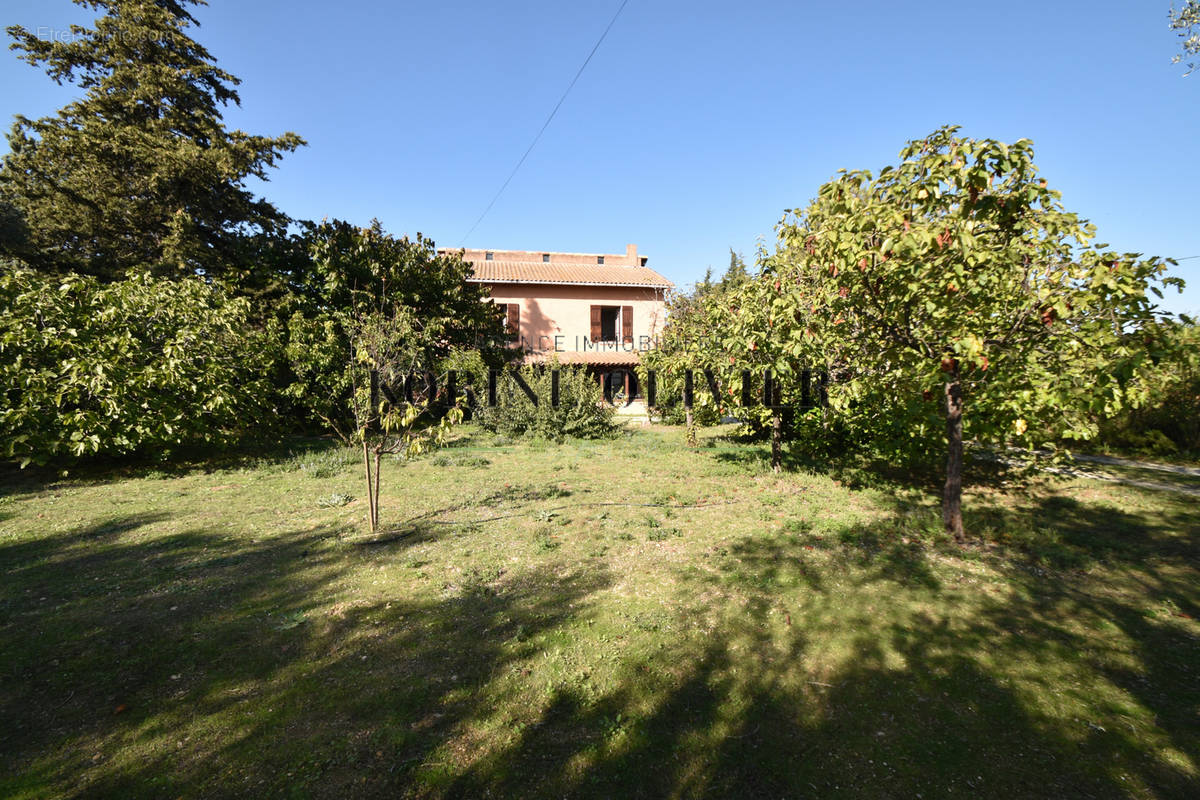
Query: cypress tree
1 0 304 280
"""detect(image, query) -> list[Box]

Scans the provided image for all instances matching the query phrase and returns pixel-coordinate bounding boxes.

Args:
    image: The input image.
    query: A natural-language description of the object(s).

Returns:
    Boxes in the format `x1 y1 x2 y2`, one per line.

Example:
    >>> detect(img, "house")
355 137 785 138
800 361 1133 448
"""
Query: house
442 244 673 399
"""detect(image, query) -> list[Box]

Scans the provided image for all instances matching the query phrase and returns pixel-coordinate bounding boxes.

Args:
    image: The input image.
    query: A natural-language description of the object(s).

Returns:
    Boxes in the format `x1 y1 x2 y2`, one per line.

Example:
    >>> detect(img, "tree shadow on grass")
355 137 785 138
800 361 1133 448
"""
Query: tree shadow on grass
444 596 1185 798
4 476 1197 798
441 502 1198 799
707 440 941 494
0 510 614 799
704 434 1036 497
0 435 349 496
967 491 1200 575
964 492 1200 774
356 482 580 547
1 514 348 778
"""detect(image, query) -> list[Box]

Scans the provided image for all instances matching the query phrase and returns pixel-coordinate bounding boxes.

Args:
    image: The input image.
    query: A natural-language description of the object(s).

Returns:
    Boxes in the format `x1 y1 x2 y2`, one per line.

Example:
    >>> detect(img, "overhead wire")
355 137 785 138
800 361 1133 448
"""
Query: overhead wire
459 0 631 245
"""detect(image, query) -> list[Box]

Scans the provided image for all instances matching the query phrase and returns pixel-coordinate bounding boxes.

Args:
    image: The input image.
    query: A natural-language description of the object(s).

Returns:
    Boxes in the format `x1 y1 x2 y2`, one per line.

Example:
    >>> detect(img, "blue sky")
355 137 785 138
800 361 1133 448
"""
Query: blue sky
3 0 1198 314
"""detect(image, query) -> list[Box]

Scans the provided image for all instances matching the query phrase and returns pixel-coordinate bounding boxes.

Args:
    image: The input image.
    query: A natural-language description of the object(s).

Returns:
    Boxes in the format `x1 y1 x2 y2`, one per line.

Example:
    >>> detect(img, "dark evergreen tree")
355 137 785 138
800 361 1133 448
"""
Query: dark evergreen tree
1 0 304 280
722 248 748 287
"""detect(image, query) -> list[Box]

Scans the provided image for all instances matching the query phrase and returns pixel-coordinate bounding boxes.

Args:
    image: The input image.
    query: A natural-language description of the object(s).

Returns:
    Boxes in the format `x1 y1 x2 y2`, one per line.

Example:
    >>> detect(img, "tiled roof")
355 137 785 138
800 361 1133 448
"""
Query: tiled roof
466 260 672 289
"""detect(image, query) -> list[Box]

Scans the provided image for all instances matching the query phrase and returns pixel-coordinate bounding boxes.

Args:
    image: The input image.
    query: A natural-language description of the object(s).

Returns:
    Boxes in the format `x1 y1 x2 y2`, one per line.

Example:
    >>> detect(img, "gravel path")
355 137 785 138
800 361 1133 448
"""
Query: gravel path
983 449 1200 497
1063 452 1200 478
1037 463 1200 497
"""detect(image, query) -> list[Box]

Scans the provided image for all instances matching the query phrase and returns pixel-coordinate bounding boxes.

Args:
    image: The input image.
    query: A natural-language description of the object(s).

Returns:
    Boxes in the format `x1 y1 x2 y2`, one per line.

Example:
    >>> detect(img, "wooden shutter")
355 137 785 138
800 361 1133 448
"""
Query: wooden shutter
506 304 519 336
590 305 602 341
621 305 633 344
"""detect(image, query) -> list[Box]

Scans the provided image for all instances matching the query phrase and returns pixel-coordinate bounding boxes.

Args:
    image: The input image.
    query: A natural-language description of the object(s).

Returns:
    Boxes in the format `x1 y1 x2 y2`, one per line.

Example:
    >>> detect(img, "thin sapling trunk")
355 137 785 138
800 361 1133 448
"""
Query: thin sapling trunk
362 438 376 533
943 375 965 543
771 407 782 474
373 449 382 531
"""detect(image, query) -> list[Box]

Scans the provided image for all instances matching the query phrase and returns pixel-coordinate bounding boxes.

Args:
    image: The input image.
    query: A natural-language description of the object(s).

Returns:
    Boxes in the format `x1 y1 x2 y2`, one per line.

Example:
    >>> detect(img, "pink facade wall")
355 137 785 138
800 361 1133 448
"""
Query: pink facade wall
483 282 668 354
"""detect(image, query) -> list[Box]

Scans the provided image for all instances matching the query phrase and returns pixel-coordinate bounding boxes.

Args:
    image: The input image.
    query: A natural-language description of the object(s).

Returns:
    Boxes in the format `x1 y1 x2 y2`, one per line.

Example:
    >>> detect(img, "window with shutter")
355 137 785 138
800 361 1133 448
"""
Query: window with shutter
601 307 619 341
621 305 633 344
591 305 624 342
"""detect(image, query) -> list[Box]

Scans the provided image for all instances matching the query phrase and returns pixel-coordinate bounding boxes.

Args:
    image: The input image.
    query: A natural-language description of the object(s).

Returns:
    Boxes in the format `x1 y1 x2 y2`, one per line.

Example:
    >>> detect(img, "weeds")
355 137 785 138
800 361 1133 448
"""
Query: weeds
315 492 353 508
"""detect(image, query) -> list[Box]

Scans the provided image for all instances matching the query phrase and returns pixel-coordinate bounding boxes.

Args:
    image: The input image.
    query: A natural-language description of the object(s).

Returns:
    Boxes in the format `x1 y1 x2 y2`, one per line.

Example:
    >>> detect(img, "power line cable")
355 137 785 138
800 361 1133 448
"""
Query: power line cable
459 0 631 245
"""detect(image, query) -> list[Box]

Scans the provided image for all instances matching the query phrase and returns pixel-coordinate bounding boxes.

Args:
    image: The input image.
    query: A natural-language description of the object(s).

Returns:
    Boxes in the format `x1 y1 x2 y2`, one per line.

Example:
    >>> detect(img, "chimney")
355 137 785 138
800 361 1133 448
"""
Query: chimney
626 243 638 265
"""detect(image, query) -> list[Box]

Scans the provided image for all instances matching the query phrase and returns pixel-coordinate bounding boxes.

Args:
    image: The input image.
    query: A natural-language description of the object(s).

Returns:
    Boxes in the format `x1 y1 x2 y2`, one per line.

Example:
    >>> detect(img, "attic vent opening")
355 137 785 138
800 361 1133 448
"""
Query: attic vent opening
542 253 550 263
485 251 493 260
597 256 604 265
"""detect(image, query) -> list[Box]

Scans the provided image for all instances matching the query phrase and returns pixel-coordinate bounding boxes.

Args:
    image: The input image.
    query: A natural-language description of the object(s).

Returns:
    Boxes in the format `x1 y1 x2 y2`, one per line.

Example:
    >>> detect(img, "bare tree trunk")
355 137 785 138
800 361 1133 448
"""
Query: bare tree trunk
362 438 376 533
943 376 965 544
771 407 782 474
685 409 697 447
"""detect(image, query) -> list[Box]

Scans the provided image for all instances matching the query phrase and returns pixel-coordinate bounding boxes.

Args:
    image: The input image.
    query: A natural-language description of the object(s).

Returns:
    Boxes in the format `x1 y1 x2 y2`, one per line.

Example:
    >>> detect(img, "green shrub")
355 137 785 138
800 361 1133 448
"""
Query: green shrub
282 225 509 439
474 360 615 440
0 264 275 465
1094 321 1200 457
439 347 494 419
634 359 721 427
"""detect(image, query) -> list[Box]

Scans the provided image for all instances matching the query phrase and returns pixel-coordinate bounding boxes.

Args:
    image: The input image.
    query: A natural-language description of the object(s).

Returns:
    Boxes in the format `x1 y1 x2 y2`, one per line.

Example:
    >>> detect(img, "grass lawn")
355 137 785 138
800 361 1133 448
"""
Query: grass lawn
2 425 1197 799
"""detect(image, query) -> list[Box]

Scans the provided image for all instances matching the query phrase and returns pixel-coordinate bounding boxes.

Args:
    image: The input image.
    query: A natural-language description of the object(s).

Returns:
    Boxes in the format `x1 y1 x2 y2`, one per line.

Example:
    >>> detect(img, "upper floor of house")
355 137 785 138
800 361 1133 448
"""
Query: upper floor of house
440 244 673 365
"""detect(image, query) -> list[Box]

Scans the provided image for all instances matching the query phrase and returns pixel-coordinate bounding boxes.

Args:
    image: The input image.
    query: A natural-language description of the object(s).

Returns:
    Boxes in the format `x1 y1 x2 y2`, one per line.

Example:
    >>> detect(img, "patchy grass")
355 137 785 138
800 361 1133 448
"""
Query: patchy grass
1 426 1197 798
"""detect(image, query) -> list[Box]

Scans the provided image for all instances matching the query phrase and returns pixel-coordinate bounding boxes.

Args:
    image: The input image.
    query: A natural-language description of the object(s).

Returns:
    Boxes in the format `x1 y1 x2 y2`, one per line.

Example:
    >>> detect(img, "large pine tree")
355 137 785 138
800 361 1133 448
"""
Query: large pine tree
1 0 304 280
